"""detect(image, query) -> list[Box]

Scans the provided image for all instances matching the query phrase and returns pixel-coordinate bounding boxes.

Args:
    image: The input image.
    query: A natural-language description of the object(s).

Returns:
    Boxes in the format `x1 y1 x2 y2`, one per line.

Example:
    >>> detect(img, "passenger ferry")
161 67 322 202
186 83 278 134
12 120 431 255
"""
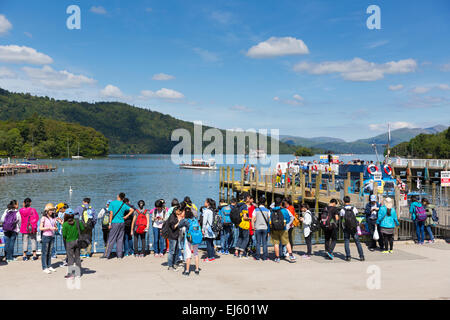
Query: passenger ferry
179 159 218 170
249 149 267 159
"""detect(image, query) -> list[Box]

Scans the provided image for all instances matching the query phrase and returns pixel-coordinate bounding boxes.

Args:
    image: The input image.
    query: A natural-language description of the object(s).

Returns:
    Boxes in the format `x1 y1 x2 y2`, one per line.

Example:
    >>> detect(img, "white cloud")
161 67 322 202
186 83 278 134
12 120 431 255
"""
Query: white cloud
230 105 251 112
369 122 415 131
388 84 404 91
24 32 32 38
0 14 12 36
437 84 450 91
246 37 309 58
0 45 53 65
441 63 450 72
152 73 175 81
293 58 417 81
90 6 107 15
293 94 304 101
411 86 430 94
0 67 16 78
140 88 184 100
101 85 124 98
273 96 280 101
22 65 96 89
367 40 389 49
193 48 220 62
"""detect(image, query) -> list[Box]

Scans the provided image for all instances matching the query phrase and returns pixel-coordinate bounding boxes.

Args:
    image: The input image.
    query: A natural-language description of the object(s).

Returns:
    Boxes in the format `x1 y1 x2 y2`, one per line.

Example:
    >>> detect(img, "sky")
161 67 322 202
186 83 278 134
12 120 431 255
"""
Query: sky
0 0 449 141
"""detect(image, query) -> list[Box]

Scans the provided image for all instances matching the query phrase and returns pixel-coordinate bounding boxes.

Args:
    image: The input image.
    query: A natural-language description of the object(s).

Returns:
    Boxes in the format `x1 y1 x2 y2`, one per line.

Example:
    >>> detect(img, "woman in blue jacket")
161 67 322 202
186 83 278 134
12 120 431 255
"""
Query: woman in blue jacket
377 197 399 253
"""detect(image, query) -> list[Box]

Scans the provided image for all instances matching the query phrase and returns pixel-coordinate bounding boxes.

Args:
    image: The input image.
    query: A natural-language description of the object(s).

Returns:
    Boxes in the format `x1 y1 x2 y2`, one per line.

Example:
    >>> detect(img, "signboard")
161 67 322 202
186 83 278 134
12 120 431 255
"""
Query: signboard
373 173 382 181
441 171 450 187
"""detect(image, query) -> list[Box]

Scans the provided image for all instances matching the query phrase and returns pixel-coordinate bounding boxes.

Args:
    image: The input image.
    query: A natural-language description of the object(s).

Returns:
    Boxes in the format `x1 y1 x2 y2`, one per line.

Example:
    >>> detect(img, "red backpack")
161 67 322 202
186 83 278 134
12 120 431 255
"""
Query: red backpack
135 209 148 234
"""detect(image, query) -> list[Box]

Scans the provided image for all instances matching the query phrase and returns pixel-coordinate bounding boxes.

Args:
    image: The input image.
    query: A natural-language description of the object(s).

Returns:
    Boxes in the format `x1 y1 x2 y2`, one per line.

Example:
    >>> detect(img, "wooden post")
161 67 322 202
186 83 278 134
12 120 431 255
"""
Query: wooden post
308 169 312 187
264 169 268 201
359 172 364 194
240 167 244 188
284 168 288 198
406 161 412 192
255 168 259 203
373 181 378 197
231 167 235 201
331 171 335 192
432 182 436 204
425 161 430 187
291 171 296 203
226 166 230 203
301 173 305 204
271 173 275 205
347 172 351 195
315 171 321 214
219 167 223 201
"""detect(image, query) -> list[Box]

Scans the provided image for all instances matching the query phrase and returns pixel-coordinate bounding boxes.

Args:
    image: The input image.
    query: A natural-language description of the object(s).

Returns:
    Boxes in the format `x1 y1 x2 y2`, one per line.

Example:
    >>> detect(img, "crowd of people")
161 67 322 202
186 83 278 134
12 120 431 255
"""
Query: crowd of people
0 191 438 279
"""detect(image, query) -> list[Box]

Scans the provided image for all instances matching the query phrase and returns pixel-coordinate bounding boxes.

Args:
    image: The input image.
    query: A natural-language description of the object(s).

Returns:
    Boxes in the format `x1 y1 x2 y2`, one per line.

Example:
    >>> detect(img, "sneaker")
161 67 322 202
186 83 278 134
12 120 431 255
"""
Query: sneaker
154 253 159 257
382 250 389 254
194 270 200 275
51 255 57 259
345 256 351 262
64 274 74 280
274 257 280 263
22 256 28 261
369 248 375 252
224 251 229 255
389 250 393 253
32 256 38 261
289 254 297 261
208 258 216 262
326 252 334 260
301 254 310 259
62 261 68 266
182 271 190 276
253 257 260 261
360 257 365 262
159 253 164 257
43 268 51 274
48 267 57 272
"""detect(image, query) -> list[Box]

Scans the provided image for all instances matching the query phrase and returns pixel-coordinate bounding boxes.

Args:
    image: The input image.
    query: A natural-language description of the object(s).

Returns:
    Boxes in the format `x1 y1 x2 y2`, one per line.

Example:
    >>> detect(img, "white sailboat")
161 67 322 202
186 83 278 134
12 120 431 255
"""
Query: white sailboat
72 141 84 160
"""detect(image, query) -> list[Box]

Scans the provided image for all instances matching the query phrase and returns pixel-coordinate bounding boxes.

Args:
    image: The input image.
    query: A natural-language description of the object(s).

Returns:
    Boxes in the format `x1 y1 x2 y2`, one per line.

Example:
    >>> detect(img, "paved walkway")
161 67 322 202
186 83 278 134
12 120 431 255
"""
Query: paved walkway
1 241 449 300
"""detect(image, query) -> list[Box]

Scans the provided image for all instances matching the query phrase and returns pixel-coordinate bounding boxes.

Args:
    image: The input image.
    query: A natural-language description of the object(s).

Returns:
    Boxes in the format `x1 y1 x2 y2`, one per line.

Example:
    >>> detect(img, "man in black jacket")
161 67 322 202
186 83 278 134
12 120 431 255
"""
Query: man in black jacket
166 207 182 271
322 199 340 260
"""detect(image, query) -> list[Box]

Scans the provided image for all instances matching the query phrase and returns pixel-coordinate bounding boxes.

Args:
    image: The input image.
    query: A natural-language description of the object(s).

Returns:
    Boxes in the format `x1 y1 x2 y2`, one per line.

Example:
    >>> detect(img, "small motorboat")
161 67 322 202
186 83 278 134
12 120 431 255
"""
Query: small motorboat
179 159 218 170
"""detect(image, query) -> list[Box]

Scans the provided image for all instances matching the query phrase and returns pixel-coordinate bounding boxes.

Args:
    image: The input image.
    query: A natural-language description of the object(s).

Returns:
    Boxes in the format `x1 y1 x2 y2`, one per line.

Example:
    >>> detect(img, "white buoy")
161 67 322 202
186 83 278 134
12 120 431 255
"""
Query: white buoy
69 186 73 193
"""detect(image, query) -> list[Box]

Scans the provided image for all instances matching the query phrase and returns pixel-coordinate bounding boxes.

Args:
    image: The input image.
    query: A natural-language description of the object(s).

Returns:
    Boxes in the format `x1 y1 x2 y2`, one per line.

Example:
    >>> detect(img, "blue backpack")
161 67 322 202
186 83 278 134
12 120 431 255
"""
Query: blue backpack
186 218 203 245
220 205 232 226
415 205 427 222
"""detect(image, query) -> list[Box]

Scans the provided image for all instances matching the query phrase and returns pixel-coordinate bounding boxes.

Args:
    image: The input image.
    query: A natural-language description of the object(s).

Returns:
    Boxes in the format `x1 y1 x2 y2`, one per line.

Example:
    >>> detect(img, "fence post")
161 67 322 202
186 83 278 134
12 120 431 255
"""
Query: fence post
315 171 321 214
255 168 259 203
301 173 305 204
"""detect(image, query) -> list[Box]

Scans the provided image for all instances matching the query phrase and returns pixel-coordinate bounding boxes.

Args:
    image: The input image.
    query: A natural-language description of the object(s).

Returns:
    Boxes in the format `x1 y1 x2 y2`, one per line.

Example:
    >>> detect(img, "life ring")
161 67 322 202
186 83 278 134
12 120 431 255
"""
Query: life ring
383 164 393 176
367 164 378 175
312 165 318 171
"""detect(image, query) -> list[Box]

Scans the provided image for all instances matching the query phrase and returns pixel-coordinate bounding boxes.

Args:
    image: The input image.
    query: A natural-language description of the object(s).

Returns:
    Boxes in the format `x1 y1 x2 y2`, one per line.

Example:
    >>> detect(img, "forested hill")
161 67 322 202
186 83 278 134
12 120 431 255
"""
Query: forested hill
0 118 108 157
0 88 295 154
391 127 450 159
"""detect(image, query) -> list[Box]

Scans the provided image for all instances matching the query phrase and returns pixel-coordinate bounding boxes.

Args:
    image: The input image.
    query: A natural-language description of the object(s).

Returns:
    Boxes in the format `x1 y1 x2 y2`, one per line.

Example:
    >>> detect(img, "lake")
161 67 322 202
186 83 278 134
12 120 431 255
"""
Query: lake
0 153 378 253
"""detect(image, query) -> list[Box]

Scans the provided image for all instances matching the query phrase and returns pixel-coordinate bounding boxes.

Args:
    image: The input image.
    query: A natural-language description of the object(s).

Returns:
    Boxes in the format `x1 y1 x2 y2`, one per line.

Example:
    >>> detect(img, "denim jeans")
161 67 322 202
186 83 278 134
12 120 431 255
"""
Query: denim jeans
205 238 215 259
425 225 435 241
220 225 233 252
415 220 425 244
254 229 268 260
232 225 239 248
123 227 134 255
152 227 164 254
41 235 55 270
167 239 180 267
236 228 250 252
4 231 17 261
343 229 364 259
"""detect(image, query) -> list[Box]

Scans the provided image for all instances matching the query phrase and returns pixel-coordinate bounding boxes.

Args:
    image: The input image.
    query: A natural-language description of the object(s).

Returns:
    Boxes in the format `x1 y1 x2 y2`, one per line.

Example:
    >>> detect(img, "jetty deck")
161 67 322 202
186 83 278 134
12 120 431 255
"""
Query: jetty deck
1 241 448 300
0 163 57 177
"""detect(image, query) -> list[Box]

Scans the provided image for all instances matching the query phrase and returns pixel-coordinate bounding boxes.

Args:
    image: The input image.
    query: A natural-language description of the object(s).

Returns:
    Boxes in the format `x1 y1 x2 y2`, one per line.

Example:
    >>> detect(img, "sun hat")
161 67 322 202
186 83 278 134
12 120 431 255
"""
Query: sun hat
384 197 393 209
56 202 67 213
44 203 56 211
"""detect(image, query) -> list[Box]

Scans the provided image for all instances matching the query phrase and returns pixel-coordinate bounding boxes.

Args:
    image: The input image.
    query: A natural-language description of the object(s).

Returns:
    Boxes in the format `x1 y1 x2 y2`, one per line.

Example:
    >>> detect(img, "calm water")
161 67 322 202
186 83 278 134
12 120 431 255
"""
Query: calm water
0 154 378 253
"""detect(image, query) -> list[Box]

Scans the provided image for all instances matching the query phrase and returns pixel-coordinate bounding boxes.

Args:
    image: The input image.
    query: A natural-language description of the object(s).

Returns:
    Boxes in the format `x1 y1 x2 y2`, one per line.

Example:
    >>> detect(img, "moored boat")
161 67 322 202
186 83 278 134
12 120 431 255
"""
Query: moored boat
179 159 218 170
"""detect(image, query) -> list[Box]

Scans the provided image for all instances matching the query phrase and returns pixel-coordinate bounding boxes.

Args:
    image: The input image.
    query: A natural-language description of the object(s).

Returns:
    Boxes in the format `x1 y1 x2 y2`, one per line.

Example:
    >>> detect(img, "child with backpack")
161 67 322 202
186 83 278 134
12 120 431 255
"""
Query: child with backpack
218 201 233 255
270 197 295 263
376 197 399 253
1 200 21 262
97 200 113 251
422 198 436 244
321 199 340 260
178 202 202 276
62 209 84 279
19 198 39 261
339 196 365 262
299 204 313 259
131 200 149 257
410 196 426 245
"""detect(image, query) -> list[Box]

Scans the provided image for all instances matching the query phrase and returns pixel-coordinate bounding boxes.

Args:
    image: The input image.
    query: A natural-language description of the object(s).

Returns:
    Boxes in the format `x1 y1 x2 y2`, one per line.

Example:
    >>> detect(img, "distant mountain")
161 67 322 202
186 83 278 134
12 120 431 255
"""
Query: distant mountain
0 88 295 154
280 135 345 148
281 125 448 154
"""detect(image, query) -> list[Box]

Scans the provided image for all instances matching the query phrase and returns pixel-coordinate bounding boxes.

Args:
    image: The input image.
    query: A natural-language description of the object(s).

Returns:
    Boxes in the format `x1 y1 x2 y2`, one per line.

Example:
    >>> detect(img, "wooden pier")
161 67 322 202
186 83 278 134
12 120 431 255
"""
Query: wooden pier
0 163 57 177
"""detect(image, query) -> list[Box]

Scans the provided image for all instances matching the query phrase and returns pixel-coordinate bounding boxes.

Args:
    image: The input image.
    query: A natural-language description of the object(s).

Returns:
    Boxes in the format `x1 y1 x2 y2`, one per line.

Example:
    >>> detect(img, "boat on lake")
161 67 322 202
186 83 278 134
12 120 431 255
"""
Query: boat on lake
179 159 218 170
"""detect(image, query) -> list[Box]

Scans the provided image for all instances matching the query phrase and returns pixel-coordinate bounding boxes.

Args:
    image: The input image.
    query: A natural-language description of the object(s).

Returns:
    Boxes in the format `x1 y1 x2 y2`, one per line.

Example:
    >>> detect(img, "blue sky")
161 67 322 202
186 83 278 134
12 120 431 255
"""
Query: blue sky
0 0 449 141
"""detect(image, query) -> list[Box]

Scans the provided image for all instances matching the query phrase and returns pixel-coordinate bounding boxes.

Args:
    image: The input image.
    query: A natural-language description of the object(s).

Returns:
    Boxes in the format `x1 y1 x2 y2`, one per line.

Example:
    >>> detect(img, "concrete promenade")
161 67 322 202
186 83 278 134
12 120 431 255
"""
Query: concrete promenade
1 241 449 300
